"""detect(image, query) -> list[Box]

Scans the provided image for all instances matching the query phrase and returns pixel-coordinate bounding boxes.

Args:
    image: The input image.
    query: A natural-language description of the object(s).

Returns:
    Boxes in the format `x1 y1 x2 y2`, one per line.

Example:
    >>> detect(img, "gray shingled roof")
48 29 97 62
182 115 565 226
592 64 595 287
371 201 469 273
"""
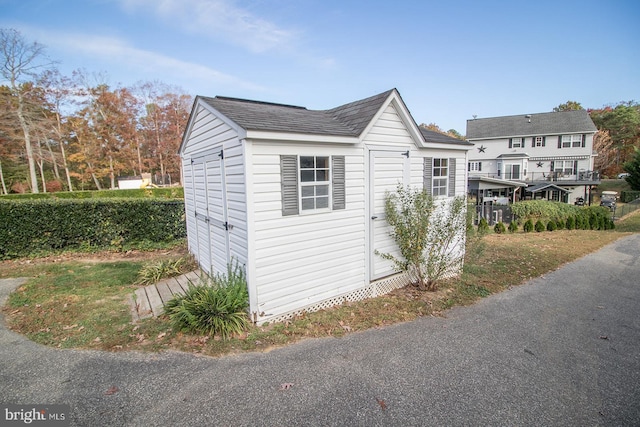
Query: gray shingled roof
466 110 597 140
200 90 395 137
419 127 472 145
198 89 471 146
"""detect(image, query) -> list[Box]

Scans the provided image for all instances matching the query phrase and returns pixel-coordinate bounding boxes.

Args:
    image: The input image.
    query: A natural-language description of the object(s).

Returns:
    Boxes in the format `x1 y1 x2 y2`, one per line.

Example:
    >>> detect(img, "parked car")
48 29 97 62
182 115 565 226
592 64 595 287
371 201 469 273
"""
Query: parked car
618 172 630 179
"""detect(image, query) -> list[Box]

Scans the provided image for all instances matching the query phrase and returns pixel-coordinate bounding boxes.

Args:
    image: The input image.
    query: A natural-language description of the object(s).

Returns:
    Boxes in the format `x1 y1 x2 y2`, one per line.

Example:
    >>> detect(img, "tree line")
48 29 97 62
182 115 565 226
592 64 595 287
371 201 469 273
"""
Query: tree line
0 28 192 194
2 27 639 195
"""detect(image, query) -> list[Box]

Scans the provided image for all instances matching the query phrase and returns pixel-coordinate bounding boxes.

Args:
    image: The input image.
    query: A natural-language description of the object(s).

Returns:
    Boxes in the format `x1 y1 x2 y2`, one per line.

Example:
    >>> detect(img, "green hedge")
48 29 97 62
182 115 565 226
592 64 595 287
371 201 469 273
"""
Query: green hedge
0 187 184 200
621 191 640 203
0 199 186 259
510 200 613 232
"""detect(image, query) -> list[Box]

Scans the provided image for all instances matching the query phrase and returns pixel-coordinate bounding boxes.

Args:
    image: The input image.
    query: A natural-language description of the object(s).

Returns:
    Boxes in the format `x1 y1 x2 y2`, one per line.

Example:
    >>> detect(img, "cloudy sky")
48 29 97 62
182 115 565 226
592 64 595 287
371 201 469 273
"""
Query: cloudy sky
1 0 638 133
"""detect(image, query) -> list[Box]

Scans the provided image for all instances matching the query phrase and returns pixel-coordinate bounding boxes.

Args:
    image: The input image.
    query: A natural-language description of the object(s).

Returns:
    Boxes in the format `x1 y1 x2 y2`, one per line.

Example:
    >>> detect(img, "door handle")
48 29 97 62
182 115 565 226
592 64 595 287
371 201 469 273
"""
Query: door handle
371 215 378 220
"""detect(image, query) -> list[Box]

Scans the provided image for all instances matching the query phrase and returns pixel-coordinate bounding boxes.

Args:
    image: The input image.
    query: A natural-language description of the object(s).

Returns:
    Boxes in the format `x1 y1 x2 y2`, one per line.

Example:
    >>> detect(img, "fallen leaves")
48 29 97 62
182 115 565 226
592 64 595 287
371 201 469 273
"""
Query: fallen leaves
376 398 387 411
280 383 294 390
104 386 119 395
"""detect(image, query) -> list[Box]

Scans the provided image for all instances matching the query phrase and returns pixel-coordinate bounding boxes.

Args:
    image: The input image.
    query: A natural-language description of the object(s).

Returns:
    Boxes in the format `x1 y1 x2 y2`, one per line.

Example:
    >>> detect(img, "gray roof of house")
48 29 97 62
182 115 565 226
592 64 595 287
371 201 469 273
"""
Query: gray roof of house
197 89 470 146
466 110 597 140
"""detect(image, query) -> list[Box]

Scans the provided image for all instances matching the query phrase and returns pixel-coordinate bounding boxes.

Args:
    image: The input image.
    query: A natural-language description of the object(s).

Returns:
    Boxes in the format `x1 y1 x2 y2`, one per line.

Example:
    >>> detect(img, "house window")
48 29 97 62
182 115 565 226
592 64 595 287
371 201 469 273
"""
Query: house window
432 158 448 196
299 156 330 210
468 161 482 172
511 137 523 148
554 160 576 176
534 136 544 147
561 135 582 148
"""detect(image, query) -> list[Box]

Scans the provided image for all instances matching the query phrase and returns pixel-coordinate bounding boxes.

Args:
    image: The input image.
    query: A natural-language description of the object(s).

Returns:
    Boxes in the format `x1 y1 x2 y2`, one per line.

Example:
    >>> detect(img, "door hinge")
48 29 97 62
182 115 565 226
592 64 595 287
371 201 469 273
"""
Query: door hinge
219 149 224 159
223 221 233 231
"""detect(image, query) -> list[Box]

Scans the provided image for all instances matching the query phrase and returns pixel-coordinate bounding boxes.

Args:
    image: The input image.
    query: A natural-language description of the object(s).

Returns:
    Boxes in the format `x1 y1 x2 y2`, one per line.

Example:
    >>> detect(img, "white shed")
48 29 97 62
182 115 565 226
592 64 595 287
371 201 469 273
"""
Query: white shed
179 88 472 324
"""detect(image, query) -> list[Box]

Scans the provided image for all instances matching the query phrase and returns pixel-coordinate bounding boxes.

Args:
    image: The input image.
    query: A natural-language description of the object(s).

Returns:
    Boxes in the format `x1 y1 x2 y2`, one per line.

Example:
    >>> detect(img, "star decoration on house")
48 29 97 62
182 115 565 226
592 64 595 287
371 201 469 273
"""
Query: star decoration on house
536 162 544 168
477 145 486 153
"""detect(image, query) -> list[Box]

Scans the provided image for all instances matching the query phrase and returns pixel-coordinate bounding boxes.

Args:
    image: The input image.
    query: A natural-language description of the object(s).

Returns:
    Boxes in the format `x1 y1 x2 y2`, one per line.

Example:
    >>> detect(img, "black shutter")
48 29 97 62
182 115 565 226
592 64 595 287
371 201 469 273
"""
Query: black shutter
468 162 471 172
573 162 578 175
448 158 456 197
478 162 482 172
509 138 513 148
280 155 299 216
332 156 345 210
582 134 586 147
423 157 433 196
558 136 562 149
542 136 546 147
532 137 536 148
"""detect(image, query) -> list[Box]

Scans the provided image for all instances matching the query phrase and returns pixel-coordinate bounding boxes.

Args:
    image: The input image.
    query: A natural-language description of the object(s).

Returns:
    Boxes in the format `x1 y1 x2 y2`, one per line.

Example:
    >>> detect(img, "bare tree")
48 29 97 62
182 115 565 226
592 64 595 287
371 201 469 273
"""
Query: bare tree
0 28 56 193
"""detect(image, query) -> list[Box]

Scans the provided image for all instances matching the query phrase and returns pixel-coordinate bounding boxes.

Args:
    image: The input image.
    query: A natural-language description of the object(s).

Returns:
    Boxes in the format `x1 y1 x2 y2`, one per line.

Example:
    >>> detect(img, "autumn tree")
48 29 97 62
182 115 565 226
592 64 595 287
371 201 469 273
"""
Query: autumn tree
553 101 583 112
0 28 56 193
419 123 464 140
590 102 640 170
593 129 616 176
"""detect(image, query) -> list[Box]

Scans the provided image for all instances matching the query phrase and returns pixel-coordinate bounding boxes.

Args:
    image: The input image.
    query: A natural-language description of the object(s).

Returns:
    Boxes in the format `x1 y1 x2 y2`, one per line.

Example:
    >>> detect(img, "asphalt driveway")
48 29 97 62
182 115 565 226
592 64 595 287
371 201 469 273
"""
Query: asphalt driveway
1 235 639 426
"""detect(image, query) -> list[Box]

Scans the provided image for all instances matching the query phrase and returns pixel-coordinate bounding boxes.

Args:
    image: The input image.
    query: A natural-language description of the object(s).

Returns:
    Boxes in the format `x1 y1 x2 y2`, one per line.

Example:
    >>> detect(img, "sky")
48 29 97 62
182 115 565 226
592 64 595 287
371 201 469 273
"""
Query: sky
1 0 639 134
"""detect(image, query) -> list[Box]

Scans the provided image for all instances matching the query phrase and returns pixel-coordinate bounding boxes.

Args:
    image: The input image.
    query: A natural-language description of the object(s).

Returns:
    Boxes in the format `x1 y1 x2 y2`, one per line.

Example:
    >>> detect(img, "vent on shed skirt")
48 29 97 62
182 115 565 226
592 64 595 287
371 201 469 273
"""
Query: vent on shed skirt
260 273 411 325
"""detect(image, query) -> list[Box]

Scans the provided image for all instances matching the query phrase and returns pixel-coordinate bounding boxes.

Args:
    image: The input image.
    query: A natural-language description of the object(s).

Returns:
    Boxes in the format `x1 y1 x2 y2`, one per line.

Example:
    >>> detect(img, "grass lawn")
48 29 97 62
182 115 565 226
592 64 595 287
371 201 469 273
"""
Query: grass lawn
1 212 639 357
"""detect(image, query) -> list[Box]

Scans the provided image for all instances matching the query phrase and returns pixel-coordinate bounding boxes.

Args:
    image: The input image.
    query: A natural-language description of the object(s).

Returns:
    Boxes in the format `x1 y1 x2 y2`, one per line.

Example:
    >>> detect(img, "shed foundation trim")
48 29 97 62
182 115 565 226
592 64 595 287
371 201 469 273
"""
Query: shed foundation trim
255 273 411 325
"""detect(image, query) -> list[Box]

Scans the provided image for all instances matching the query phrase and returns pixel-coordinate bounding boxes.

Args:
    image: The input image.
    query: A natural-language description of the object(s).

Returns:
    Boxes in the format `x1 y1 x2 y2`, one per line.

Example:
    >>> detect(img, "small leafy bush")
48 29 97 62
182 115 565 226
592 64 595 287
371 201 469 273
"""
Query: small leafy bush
535 220 546 232
494 222 506 234
566 216 576 230
508 221 518 233
523 219 534 233
477 217 490 235
164 261 249 339
546 220 557 232
556 218 565 229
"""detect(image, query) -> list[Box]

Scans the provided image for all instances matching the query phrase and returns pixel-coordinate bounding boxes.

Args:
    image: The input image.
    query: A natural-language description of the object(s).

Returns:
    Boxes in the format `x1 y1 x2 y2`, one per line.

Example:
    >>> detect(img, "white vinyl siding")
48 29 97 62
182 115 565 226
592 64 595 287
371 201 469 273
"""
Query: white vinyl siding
251 144 366 319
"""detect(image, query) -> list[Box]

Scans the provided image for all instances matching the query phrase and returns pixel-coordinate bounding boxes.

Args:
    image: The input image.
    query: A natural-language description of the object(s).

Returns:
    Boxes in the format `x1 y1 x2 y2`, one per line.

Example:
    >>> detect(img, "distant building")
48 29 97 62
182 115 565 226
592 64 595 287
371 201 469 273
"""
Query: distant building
466 110 599 211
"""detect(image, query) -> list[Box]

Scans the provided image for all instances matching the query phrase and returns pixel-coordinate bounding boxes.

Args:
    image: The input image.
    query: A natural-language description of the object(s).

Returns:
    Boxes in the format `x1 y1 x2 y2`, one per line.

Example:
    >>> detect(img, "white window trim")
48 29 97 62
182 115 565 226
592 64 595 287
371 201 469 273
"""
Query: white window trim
512 137 523 148
432 158 449 197
562 134 581 148
298 155 332 213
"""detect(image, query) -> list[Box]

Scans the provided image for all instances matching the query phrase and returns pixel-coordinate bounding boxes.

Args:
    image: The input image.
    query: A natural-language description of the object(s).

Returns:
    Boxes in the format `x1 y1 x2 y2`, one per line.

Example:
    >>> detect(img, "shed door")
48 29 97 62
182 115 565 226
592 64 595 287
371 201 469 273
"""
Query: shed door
369 150 410 280
191 151 231 275
191 159 212 274
206 150 231 274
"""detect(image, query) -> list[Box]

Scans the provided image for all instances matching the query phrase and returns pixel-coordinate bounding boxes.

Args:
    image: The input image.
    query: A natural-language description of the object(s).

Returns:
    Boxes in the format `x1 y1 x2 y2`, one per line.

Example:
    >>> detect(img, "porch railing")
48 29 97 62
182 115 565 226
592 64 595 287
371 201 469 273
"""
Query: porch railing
470 171 600 182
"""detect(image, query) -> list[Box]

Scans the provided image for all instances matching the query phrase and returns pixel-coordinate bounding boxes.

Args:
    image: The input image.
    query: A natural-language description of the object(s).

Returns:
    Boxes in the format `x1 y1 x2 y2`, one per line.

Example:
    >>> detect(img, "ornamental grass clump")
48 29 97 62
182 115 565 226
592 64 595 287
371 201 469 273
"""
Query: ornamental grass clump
135 257 192 286
164 261 249 340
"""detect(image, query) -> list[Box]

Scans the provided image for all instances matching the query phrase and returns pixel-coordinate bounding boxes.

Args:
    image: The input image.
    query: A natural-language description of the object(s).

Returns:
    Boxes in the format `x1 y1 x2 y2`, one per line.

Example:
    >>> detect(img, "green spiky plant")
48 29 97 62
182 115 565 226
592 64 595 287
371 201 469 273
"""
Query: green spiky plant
163 260 249 340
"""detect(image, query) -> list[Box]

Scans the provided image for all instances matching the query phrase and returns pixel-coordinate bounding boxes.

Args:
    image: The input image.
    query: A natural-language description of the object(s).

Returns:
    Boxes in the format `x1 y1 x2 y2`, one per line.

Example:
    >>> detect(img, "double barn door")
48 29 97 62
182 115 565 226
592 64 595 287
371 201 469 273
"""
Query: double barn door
188 150 231 275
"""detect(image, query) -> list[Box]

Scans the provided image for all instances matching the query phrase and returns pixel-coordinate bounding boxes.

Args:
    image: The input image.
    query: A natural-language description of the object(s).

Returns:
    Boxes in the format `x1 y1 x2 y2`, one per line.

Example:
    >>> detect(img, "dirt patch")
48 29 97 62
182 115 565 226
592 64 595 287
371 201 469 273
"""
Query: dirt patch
1 247 189 267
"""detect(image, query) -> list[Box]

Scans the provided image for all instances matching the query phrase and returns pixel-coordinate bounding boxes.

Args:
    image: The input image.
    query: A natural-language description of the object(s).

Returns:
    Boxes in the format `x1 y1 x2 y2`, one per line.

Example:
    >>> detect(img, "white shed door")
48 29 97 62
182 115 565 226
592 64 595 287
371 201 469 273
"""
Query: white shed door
190 160 212 274
191 151 231 275
369 150 410 280
205 150 231 275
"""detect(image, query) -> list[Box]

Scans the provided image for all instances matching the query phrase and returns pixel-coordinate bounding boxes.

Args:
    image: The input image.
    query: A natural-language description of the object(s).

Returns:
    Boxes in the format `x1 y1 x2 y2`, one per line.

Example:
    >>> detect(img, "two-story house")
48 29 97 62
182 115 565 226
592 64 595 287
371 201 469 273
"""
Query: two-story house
466 110 599 210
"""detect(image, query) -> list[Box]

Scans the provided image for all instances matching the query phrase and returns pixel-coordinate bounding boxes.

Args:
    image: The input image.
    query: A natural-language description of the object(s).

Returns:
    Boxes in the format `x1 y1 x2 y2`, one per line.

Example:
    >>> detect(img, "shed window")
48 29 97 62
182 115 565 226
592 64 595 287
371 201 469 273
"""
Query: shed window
280 155 345 215
432 158 449 196
300 156 330 210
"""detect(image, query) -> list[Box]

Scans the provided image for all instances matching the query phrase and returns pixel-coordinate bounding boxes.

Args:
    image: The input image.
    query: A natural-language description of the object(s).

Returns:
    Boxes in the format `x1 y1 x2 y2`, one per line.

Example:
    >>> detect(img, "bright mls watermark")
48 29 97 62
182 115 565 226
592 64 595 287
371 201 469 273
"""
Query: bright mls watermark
2 405 70 426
